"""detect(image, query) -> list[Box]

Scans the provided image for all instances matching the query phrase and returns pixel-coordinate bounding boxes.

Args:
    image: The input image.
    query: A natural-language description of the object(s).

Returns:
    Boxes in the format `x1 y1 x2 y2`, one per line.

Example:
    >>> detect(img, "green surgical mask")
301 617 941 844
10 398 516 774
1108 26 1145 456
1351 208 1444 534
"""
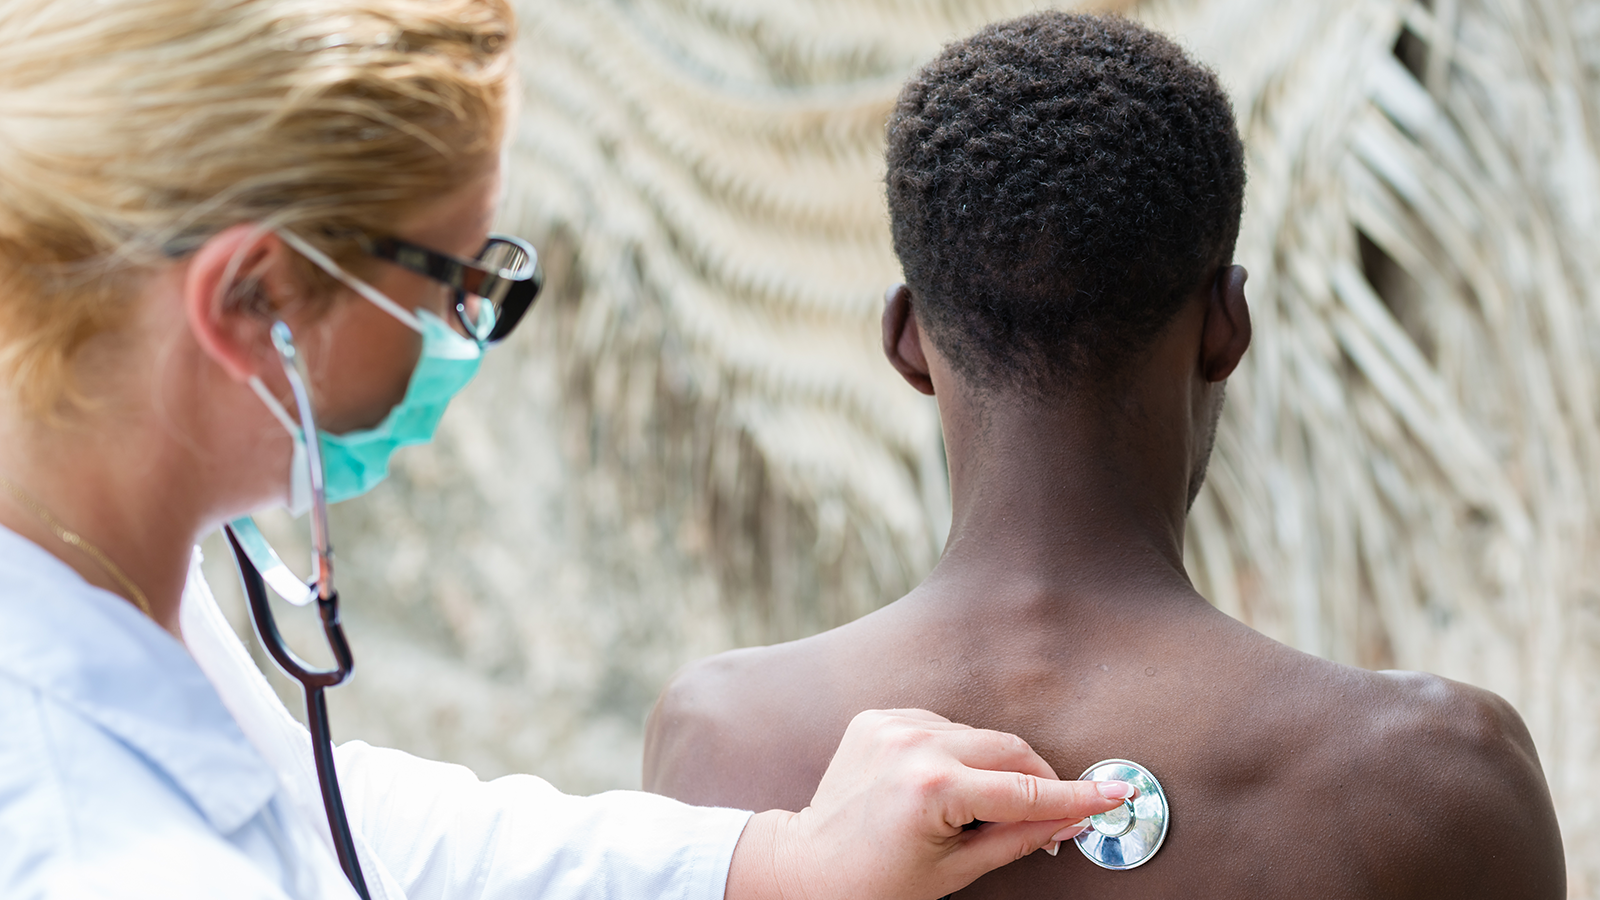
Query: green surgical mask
247 231 485 514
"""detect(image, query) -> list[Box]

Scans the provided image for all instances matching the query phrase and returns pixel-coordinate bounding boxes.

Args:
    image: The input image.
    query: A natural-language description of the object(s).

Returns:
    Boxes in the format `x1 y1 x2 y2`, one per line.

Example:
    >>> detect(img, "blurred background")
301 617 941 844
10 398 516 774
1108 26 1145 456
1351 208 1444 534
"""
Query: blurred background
201 0 1599 894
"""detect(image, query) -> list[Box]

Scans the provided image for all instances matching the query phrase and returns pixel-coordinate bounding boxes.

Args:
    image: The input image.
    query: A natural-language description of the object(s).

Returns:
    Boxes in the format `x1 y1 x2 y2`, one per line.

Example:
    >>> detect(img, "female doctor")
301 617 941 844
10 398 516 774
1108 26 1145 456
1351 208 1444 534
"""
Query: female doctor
0 0 1134 897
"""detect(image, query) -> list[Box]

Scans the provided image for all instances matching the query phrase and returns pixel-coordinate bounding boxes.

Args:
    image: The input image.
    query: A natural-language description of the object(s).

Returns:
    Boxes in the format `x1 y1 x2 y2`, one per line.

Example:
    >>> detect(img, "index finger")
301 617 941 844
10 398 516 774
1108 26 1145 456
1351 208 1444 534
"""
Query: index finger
870 708 957 726
958 770 1133 825
929 727 1062 782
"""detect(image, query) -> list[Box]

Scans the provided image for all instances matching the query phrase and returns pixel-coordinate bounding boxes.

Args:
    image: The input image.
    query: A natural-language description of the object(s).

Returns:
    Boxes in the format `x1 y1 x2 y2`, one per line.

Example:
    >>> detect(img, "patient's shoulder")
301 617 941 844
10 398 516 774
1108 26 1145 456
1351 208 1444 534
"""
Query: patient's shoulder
644 642 838 811
1315 669 1564 897
643 647 753 797
1359 669 1545 780
1241 644 1545 781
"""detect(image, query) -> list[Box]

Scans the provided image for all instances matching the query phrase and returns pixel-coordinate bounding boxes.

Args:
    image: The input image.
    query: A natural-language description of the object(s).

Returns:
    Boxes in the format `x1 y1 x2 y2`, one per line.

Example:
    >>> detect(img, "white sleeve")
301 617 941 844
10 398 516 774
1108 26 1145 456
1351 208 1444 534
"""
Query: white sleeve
335 741 751 900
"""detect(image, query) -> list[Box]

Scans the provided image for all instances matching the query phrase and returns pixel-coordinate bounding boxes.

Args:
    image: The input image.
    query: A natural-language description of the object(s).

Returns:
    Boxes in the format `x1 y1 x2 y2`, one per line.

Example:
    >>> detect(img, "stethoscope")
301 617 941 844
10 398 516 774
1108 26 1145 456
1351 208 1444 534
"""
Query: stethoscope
224 321 371 899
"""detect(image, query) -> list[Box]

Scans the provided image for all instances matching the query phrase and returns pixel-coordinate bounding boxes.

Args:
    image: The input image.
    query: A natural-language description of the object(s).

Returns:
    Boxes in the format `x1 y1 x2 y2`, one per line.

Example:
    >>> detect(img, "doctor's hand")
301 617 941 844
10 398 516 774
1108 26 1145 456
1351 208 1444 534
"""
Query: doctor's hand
724 709 1135 900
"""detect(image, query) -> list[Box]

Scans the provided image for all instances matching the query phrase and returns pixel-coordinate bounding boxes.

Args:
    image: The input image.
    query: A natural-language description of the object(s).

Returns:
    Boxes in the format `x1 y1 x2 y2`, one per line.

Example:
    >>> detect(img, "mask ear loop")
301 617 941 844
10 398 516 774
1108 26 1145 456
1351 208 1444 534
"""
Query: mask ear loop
276 229 425 335
224 320 370 900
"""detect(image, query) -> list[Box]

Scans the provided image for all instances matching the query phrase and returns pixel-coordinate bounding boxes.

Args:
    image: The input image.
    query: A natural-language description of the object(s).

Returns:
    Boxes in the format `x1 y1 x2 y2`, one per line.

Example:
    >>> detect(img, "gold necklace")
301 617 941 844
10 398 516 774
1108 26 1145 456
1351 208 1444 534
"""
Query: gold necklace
0 475 155 619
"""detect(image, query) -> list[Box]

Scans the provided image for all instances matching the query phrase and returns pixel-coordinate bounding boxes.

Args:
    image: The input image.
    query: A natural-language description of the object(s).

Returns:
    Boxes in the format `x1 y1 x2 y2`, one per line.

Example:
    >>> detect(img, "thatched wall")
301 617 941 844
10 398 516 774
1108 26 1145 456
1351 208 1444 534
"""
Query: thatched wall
202 0 1598 893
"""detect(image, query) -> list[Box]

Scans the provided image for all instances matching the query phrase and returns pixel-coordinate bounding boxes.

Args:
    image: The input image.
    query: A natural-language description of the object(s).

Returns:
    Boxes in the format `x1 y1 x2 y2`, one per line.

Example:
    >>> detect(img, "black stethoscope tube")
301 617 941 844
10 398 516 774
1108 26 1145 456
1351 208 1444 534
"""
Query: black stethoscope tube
226 523 371 900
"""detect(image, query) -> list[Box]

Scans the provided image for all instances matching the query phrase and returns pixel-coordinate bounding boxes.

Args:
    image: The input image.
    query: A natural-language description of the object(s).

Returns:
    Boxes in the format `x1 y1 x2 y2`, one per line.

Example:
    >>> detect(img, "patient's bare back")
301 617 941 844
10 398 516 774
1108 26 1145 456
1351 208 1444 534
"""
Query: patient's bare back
645 591 1565 899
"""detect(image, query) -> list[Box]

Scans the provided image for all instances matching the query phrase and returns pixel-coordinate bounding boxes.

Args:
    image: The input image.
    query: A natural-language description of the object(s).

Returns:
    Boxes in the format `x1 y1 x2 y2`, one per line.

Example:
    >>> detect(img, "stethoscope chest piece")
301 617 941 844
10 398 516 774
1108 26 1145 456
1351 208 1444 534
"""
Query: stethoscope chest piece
1074 759 1168 870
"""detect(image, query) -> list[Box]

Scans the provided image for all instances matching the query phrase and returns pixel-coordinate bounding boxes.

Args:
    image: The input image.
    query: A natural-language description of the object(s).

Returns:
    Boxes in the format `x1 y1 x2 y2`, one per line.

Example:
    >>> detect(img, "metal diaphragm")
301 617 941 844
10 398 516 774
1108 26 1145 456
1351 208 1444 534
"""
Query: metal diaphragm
1074 759 1169 870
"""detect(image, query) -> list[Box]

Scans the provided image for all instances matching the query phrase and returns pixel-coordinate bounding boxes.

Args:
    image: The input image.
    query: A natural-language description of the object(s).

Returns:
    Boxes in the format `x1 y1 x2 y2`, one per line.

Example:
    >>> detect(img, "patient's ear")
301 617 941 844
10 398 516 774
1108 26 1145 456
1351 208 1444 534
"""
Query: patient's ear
882 284 934 395
1200 265 1251 383
182 225 301 383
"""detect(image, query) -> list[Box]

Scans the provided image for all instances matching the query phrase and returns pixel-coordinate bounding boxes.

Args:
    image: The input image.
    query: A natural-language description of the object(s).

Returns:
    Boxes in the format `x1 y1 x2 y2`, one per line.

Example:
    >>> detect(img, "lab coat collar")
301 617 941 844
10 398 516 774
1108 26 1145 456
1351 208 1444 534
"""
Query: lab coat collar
0 525 279 834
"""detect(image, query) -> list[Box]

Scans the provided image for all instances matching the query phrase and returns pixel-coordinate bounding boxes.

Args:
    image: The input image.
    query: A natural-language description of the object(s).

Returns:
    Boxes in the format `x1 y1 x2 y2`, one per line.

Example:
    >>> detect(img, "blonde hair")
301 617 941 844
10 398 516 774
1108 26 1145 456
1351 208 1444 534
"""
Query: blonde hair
0 0 514 415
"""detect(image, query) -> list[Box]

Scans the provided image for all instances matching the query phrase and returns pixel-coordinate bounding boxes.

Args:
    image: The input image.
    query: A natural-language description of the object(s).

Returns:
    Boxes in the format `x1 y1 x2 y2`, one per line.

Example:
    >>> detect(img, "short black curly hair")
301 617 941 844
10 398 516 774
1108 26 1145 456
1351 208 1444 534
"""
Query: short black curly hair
886 12 1245 393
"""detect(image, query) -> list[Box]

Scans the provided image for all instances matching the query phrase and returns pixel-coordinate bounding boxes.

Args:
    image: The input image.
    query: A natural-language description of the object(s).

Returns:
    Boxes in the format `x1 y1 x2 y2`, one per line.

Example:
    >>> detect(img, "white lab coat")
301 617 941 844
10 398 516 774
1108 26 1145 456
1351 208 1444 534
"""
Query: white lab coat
0 525 750 899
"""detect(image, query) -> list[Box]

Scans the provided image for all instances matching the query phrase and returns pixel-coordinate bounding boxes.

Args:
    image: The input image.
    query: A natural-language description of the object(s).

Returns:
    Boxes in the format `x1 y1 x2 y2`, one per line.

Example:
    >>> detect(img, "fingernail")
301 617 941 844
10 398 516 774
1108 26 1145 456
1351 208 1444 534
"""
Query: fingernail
1044 841 1060 857
1098 780 1137 800
1050 818 1092 842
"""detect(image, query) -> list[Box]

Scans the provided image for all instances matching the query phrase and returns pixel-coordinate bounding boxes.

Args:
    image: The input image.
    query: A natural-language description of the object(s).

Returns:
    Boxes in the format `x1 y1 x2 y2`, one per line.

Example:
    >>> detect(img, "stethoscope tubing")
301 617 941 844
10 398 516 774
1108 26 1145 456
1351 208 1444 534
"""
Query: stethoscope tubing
226 524 370 899
225 320 371 899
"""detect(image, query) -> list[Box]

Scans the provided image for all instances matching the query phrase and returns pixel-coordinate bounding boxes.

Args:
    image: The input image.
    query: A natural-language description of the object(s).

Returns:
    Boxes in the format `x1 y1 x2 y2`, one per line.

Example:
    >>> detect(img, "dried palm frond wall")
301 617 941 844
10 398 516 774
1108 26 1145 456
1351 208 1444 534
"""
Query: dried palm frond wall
210 0 1594 891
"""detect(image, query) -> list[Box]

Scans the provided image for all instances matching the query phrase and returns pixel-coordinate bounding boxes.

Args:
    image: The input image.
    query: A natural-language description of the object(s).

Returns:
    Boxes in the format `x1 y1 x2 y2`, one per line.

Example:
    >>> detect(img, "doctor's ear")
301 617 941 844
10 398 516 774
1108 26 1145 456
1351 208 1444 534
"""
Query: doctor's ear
882 284 935 396
182 225 305 383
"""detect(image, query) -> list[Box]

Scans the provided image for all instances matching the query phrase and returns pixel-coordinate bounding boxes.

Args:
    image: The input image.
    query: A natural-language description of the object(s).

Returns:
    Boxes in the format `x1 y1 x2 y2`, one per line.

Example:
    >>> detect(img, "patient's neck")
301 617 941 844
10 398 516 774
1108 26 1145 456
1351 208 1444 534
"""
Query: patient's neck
929 380 1201 610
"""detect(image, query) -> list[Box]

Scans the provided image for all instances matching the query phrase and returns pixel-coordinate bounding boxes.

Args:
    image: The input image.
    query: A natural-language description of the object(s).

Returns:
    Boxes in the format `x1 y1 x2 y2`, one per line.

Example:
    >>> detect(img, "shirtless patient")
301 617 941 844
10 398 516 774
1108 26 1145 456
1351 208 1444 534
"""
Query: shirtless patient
643 12 1565 898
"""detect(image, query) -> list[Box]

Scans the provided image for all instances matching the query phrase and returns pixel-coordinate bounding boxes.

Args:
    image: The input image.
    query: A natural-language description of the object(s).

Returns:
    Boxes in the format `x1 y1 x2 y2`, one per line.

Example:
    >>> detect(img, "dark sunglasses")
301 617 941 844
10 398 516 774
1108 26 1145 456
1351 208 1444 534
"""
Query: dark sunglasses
361 233 543 344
